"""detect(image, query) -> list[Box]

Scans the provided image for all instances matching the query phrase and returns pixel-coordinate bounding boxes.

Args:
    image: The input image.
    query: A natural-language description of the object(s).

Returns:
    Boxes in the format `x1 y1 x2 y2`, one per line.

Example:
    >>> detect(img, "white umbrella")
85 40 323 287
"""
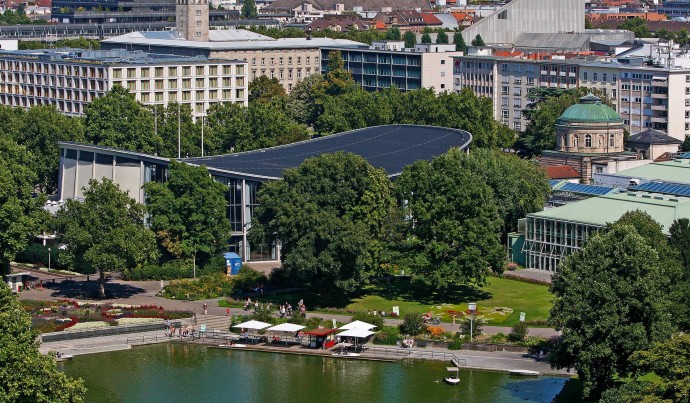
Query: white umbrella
266 323 306 345
336 328 375 353
339 320 377 331
232 320 271 344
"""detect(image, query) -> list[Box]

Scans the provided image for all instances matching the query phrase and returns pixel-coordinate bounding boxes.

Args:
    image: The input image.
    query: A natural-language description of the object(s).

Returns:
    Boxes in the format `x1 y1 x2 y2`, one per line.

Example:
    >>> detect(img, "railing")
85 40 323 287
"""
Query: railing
362 346 467 366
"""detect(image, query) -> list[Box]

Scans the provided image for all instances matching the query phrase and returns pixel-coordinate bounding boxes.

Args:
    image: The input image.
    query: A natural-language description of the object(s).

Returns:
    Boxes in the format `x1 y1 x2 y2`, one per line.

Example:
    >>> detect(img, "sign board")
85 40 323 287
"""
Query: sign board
468 303 476 312
332 319 337 328
519 312 526 322
392 306 400 316
200 324 207 333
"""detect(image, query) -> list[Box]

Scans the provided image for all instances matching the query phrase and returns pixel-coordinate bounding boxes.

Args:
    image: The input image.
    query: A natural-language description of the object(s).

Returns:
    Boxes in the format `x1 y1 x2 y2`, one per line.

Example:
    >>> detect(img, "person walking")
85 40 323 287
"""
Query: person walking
203 303 208 316
226 307 230 316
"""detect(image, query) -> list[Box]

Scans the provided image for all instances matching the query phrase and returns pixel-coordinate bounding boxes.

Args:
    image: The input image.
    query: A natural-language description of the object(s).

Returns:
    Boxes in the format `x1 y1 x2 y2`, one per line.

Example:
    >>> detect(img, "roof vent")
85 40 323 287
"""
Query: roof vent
641 194 652 198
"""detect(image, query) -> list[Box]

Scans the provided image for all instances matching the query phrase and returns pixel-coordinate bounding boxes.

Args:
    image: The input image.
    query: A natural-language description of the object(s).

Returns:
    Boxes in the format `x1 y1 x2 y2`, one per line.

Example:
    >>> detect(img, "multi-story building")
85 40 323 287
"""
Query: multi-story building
321 41 461 93
0 48 248 117
454 54 690 141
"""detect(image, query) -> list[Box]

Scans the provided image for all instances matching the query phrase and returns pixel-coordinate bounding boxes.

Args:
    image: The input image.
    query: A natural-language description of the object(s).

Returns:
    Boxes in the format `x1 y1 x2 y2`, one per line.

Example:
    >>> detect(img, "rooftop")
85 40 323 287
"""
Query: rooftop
543 165 580 179
0 48 238 65
181 125 472 180
102 30 367 51
610 159 690 184
627 128 683 145
530 191 690 234
557 94 623 124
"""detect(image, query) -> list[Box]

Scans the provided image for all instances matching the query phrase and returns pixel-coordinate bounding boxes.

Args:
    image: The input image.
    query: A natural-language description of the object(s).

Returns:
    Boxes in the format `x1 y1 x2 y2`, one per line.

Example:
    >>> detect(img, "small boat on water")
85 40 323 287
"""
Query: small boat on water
508 369 540 377
56 354 74 362
444 367 460 385
218 343 247 348
331 352 361 357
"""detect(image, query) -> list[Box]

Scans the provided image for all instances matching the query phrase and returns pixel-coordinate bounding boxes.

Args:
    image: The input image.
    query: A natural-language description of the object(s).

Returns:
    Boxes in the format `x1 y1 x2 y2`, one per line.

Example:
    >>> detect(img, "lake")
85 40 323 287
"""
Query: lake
60 344 567 403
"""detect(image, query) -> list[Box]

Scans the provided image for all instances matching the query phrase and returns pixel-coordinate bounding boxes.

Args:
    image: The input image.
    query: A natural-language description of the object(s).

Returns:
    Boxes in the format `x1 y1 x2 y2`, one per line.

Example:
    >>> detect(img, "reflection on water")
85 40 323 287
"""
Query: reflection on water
60 344 567 403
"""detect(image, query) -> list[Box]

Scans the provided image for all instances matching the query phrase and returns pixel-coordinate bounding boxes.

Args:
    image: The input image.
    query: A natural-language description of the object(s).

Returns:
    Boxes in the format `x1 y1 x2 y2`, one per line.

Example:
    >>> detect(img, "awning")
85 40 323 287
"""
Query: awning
339 320 377 331
265 323 306 332
231 320 272 330
337 329 375 338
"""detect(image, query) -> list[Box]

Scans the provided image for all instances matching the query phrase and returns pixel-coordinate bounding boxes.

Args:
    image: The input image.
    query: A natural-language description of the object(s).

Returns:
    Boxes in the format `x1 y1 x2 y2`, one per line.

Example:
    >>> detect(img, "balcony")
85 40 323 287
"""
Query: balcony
651 104 666 111
650 116 668 123
651 80 668 87
651 92 668 99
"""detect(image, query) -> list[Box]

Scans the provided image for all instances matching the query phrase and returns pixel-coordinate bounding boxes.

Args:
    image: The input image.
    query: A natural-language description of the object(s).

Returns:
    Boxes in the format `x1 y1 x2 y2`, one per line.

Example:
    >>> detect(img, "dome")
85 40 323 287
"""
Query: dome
557 94 623 124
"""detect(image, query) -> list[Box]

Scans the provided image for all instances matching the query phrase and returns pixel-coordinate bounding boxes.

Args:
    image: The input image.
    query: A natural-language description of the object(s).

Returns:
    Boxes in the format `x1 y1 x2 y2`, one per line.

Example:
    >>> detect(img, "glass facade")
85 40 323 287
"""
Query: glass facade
523 216 600 272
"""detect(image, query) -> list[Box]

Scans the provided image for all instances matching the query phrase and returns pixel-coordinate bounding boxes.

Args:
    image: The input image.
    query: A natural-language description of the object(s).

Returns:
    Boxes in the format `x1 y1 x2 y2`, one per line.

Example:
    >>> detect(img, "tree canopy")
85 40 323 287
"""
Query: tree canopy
0 283 86 402
248 75 286 103
144 161 231 267
394 149 505 289
52 179 158 297
471 34 485 46
548 222 674 400
250 152 395 296
454 31 467 53
403 31 416 48
421 32 432 44
240 0 257 18
436 29 449 44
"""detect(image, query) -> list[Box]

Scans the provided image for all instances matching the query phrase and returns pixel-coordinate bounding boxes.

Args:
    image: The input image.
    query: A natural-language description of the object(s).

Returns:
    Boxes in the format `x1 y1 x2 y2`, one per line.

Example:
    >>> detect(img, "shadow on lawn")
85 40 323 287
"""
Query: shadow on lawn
352 277 493 305
45 279 147 300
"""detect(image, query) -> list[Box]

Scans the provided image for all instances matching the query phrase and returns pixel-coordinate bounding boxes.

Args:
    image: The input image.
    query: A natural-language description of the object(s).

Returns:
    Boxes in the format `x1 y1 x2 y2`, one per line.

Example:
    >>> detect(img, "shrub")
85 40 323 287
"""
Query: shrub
427 325 444 338
232 265 268 294
400 313 425 336
304 317 326 330
490 332 508 344
351 312 384 329
198 255 227 276
163 273 234 300
251 304 276 324
15 243 68 270
373 326 400 345
459 317 484 339
124 260 192 280
508 321 529 342
448 334 464 350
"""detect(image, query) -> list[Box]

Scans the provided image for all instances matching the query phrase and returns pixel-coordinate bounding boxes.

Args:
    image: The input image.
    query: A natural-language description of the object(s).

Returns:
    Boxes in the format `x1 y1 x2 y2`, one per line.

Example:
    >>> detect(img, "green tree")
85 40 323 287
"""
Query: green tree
619 17 650 38
436 29 449 44
153 103 200 158
286 74 325 127
676 28 689 46
240 0 257 19
681 135 690 152
0 138 45 274
15 105 84 193
548 224 674 400
0 283 86 402
84 85 160 154
669 218 690 331
250 152 395 296
670 218 690 280
144 161 231 271
395 149 504 290
248 75 287 103
323 50 355 96
471 34 485 46
453 30 467 53
385 27 401 40
421 32 432 44
403 30 416 48
52 179 158 297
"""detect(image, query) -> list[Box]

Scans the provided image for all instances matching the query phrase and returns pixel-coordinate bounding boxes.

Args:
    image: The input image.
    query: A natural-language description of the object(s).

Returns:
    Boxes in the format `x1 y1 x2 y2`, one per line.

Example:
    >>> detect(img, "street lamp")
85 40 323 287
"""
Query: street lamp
468 302 476 342
48 247 51 271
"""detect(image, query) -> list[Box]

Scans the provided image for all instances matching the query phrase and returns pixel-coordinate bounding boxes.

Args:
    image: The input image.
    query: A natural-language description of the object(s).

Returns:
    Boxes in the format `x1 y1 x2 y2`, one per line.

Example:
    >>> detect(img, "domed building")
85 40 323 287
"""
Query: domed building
541 94 639 184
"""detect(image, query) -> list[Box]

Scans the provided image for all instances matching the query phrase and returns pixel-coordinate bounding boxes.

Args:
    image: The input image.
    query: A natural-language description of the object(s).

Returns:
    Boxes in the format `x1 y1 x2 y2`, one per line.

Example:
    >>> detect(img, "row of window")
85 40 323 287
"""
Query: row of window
569 134 616 148
251 56 316 67
137 89 245 103
0 61 106 78
250 68 313 81
113 77 245 91
112 64 245 79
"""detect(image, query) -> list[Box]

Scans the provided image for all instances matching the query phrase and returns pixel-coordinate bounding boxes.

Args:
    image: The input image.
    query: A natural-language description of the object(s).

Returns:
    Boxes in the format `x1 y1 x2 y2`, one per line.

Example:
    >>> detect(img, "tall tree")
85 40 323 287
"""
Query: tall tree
52 179 158 297
619 17 650 38
84 85 160 154
144 161 231 270
670 218 690 280
0 138 46 275
548 224 674 400
421 32 432 44
471 34 485 46
240 0 257 19
323 50 355 96
436 29 449 44
395 149 504 290
286 74 325 127
153 103 200 158
453 30 467 53
0 283 86 402
385 27 401 40
250 152 395 296
248 75 287 103
403 30 416 48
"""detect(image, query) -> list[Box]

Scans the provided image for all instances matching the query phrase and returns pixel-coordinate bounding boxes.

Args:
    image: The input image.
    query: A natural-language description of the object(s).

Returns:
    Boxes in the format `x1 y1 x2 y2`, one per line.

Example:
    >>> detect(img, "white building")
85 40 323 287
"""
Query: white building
0 48 248 118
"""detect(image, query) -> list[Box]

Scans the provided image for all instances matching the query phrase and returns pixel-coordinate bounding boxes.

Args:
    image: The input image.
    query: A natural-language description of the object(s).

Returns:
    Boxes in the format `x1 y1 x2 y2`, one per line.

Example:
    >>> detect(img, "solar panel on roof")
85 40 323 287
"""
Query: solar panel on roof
631 182 690 196
549 180 562 188
678 152 690 159
557 182 614 196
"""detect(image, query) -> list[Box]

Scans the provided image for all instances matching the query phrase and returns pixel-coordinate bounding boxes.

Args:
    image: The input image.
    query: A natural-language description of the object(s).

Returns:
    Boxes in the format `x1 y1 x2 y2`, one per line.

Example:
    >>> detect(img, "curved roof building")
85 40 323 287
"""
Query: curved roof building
58 124 472 263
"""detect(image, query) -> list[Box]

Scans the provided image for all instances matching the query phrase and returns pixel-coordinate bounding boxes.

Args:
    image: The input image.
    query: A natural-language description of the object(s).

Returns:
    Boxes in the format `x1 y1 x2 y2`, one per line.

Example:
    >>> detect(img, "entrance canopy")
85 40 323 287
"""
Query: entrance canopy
232 320 271 330
336 329 375 338
266 323 305 332
339 320 377 331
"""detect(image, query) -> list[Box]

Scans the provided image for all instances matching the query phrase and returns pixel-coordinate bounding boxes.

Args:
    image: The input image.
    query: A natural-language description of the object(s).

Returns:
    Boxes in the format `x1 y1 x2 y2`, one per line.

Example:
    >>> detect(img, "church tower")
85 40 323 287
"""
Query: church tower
176 0 209 42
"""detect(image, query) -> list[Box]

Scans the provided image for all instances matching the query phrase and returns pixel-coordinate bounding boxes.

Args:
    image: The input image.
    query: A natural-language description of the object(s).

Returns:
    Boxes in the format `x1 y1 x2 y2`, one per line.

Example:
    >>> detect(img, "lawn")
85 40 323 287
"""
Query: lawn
220 276 553 327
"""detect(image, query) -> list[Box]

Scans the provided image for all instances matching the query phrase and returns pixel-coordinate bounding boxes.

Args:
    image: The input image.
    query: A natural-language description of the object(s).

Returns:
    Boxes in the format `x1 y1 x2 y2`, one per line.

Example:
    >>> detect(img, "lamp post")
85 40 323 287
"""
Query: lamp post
468 302 476 342
48 247 51 271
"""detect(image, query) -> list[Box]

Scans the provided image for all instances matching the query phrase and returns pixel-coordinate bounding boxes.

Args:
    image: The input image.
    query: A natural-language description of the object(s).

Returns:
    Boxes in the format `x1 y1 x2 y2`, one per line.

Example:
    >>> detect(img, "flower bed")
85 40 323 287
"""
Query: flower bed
21 299 192 333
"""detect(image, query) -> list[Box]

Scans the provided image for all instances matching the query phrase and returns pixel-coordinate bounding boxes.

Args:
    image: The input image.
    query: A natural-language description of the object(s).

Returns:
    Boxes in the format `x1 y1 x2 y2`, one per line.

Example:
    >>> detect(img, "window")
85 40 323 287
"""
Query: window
168 67 178 76
288 57 292 65
270 58 275 66
236 65 245 75
441 59 446 65
609 133 615 147
297 69 301 79
612 75 617 83
196 66 204 76
209 66 218 75
306 57 310 65
126 81 136 91
583 72 588 80
593 73 598 81
498 10 507 19
155 67 164 77
603 73 607 82
127 68 136 78
141 81 151 90
140 92 150 102
595 166 603 174
633 85 641 91
527 77 534 86
195 9 201 16
195 90 204 100
513 98 521 108
513 121 521 130
182 67 191 76
223 77 231 87
261 58 265 66
155 92 163 102
182 91 191 101
182 79 191 89
513 87 521 96
169 92 177 101
585 134 592 147
501 86 509 95
514 78 521 85
501 63 508 71
155 80 163 90
209 78 218 88
297 57 302 64
141 68 150 78
514 109 522 119
622 84 630 90
196 78 204 87
236 89 244 99
113 69 122 79
501 97 508 106
279 57 284 65
501 110 509 119
288 70 293 79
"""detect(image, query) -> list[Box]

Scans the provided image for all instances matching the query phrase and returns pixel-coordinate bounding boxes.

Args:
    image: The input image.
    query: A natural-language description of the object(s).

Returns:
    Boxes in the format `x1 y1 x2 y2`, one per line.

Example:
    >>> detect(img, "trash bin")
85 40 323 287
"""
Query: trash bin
222 252 242 275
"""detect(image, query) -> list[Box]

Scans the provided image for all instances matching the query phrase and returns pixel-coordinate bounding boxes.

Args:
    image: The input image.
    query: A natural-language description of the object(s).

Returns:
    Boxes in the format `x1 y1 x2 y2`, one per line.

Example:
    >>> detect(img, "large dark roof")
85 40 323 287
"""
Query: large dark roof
627 129 682 145
182 125 472 180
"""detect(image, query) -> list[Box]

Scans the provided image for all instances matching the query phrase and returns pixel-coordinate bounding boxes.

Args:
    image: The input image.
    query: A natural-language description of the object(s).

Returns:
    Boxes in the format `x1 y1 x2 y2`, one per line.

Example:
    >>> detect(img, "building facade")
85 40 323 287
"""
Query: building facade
0 49 248 117
322 41 461 93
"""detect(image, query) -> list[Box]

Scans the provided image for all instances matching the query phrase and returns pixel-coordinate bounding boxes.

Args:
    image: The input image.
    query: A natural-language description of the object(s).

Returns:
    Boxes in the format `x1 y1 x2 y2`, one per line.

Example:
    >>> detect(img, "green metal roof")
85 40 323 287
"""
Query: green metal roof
557 94 623 124
613 160 690 184
529 192 690 235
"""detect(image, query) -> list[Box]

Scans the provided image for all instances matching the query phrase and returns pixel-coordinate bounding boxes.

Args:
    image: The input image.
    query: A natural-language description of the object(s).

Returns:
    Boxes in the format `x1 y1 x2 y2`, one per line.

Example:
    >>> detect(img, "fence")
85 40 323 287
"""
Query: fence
41 320 181 342
363 346 467 366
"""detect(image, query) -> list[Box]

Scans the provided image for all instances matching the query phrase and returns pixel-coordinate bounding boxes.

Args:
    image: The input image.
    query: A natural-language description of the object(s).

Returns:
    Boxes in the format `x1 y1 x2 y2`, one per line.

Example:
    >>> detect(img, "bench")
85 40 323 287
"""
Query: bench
416 341 427 348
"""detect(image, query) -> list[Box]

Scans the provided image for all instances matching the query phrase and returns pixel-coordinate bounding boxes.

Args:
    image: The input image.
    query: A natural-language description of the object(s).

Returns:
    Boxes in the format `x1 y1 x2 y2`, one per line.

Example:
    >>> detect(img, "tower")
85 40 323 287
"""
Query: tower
176 0 209 42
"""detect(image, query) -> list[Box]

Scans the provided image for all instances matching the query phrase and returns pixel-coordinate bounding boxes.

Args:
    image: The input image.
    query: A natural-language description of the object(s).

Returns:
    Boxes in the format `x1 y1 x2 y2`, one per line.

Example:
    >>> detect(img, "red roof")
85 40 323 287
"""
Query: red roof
373 20 387 30
419 12 442 25
303 328 338 337
543 165 580 179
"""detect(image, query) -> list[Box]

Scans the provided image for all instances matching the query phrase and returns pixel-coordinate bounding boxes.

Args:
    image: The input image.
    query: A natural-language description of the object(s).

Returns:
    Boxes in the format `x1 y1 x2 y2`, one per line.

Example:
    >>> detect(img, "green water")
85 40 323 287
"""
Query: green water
60 344 567 403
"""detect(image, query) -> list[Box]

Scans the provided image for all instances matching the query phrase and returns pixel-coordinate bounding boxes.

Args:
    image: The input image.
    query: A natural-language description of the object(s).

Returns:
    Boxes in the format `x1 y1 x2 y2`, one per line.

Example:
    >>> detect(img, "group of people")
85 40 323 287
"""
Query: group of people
400 337 414 348
367 309 388 317
165 320 197 340
278 303 293 318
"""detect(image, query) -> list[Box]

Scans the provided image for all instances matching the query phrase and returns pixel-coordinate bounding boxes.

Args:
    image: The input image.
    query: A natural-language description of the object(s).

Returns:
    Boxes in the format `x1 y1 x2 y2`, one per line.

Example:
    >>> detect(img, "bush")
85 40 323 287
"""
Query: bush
15 243 68 270
124 260 192 280
459 317 484 339
448 333 464 350
198 255 227 276
373 326 400 345
508 321 529 342
490 332 508 344
163 273 234 300
351 312 384 329
400 313 425 336
232 265 268 294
